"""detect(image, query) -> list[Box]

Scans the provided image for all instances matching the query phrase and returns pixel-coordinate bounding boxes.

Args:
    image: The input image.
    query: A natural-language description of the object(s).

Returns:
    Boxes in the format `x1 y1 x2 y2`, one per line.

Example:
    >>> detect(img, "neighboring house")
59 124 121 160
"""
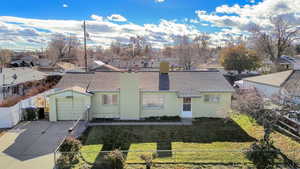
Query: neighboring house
278 55 300 70
38 58 52 67
239 70 300 103
10 55 53 68
10 55 39 67
0 67 47 100
56 62 86 73
47 64 234 121
38 61 85 73
259 55 300 73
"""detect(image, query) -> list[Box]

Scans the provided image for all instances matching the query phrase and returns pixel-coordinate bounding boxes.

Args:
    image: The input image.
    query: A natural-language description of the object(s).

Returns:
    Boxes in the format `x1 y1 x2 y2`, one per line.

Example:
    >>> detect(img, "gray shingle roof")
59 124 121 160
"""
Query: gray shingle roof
55 72 94 89
0 67 47 86
243 70 293 87
282 70 300 96
55 71 234 93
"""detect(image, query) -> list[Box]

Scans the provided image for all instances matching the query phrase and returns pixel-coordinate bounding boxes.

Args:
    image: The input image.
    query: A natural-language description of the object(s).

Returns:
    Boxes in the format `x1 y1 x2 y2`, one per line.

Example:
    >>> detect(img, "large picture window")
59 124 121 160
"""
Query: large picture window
102 94 118 105
143 95 164 110
204 95 220 103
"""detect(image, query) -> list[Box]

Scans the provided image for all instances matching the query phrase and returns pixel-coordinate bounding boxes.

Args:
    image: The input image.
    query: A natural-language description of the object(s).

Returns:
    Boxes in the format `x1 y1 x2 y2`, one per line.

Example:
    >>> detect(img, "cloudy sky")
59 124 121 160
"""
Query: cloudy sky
0 0 299 50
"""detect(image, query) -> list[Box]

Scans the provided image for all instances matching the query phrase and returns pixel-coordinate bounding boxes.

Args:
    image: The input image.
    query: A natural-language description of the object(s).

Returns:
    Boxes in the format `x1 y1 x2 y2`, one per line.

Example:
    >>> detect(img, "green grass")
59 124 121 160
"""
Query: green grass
232 114 300 163
73 114 300 169
126 164 252 169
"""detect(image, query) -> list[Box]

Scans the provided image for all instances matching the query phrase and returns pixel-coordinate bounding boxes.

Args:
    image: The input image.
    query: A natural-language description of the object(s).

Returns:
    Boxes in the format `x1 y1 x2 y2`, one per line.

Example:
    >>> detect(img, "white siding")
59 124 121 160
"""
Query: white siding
56 98 87 120
243 81 281 98
48 90 91 121
91 93 120 119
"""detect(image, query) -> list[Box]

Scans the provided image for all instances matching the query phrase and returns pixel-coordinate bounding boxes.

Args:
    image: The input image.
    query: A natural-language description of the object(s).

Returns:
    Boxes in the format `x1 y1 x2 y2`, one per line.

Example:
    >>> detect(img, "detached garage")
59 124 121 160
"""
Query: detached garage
48 86 91 121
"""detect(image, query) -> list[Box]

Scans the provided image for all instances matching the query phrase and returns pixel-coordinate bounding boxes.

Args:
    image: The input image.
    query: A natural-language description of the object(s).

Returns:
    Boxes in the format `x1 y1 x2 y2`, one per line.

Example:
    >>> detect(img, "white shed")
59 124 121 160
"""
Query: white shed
241 70 294 98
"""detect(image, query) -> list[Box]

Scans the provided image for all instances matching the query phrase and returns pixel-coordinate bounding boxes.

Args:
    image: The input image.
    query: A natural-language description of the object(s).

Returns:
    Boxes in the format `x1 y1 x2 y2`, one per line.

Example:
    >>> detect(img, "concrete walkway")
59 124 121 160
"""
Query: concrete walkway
0 121 85 169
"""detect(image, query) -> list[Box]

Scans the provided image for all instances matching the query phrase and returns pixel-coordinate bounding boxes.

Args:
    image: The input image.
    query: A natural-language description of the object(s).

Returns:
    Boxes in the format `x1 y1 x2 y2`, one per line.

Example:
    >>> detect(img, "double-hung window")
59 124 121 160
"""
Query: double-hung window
102 94 118 105
143 95 164 110
204 95 220 103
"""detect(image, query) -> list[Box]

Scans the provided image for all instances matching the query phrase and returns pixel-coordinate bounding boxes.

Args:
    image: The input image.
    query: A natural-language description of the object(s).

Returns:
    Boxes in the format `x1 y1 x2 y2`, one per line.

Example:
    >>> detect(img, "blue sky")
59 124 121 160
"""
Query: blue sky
0 0 299 50
0 0 252 22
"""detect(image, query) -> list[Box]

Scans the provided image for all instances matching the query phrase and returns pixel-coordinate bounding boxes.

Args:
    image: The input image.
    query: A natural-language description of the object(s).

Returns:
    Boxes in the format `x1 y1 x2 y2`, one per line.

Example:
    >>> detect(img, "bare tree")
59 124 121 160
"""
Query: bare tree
93 46 104 60
162 46 173 58
161 34 213 70
46 34 81 64
110 41 122 59
130 36 147 58
174 35 195 70
193 33 211 64
250 17 300 65
0 49 13 66
143 44 153 60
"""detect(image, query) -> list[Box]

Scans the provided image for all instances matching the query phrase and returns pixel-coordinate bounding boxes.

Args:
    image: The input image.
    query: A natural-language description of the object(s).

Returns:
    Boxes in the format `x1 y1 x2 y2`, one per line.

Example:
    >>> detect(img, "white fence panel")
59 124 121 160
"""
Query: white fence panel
0 89 56 128
0 103 22 128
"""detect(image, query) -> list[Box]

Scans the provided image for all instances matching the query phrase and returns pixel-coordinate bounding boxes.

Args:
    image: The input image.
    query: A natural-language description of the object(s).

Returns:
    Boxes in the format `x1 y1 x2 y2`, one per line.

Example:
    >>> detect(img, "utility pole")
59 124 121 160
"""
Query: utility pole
83 20 88 72
40 39 43 58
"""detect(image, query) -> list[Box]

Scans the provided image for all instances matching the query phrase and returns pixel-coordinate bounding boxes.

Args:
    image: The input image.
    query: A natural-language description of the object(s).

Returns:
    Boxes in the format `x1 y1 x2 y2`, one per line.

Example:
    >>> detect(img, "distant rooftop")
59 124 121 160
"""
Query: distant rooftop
0 67 47 86
243 70 294 87
282 70 300 96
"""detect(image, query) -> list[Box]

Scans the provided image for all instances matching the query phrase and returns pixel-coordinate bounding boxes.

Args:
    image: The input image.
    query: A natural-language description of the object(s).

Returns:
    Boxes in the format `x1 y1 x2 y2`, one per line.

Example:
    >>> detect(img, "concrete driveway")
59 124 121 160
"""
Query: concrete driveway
0 121 79 169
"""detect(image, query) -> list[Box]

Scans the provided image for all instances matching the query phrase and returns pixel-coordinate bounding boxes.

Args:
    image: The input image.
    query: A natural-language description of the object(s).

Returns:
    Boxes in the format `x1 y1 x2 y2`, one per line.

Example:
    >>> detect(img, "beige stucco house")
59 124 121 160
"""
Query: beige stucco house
48 68 234 121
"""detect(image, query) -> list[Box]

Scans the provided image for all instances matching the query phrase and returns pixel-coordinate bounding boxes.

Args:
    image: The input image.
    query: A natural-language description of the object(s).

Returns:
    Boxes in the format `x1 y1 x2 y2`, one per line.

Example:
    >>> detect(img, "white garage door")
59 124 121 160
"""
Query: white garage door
56 98 86 121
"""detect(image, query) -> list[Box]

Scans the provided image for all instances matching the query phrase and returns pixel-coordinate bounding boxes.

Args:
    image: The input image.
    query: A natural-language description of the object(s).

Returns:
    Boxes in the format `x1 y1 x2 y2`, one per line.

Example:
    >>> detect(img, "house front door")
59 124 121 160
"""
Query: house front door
182 97 192 118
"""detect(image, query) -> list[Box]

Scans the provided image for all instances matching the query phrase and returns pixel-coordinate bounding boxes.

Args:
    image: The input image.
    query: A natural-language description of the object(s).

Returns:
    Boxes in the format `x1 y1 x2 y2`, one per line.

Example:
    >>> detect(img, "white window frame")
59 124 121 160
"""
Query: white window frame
143 94 164 110
183 97 192 112
204 95 220 103
102 94 118 105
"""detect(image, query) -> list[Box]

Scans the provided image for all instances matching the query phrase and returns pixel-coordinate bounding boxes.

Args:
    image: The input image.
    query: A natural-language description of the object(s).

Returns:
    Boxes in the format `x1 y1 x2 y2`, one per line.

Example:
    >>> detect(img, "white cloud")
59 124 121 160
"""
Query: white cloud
62 4 68 8
3 0 298 50
107 14 127 22
189 19 200 24
191 0 300 46
196 0 300 31
91 14 103 22
155 0 165 3
0 16 200 49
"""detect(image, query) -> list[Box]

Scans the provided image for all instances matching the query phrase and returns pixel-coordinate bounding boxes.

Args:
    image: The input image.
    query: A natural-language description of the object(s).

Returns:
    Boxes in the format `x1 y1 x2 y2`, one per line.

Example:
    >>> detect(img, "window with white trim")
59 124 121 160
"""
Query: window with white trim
183 97 192 111
102 94 118 105
143 95 164 110
204 95 220 103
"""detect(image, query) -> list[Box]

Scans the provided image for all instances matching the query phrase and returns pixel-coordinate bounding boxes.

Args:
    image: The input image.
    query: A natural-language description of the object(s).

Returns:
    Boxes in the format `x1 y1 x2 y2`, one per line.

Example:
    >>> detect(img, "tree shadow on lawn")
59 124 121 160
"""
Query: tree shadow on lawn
82 118 256 169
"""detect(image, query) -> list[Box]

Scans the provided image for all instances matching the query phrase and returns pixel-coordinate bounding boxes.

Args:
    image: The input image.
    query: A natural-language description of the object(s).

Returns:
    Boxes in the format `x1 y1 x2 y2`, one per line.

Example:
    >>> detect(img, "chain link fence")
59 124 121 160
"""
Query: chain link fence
54 149 300 169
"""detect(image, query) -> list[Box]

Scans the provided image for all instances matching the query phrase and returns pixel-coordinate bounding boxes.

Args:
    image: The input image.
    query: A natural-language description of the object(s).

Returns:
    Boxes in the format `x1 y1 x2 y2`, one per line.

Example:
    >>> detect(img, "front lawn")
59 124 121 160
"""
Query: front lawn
73 114 300 168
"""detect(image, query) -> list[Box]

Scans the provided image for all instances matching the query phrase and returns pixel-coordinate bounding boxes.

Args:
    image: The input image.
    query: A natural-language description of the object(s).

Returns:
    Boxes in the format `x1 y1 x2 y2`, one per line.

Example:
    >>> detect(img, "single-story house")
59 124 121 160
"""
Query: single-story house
238 70 300 103
48 65 234 121
0 67 48 100
10 55 40 67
